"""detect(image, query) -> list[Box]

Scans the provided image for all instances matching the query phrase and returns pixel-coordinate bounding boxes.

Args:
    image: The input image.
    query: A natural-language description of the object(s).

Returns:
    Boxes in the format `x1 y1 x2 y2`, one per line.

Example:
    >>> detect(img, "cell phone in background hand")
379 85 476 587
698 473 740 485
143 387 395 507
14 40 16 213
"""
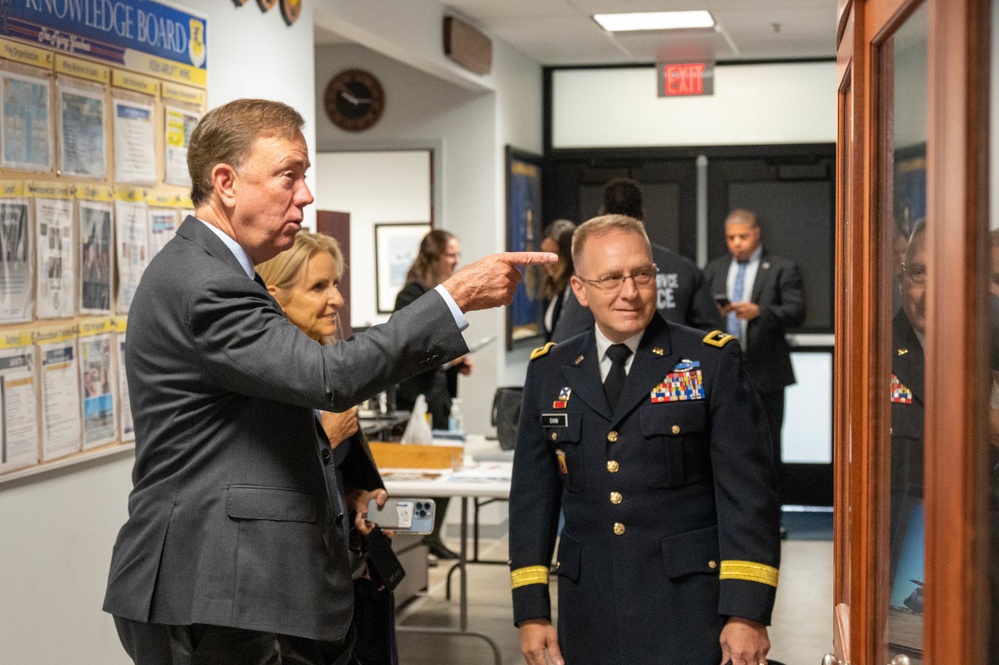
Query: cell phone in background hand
365 525 406 590
366 498 436 534
714 294 731 307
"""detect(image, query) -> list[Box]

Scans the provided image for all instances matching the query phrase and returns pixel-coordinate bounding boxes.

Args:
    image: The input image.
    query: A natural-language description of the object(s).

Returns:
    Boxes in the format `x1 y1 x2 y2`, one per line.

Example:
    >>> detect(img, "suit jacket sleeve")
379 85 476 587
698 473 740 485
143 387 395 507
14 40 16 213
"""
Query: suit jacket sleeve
551 288 594 343
508 358 563 624
189 270 467 412
688 267 725 331
709 341 782 624
758 261 806 333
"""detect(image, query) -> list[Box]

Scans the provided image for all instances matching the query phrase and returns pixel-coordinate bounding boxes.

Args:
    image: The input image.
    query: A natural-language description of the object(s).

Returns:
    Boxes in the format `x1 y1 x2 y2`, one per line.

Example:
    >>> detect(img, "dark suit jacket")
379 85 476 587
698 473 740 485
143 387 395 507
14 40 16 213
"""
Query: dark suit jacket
392 281 459 429
104 217 466 641
551 243 721 343
510 315 781 664
703 249 806 393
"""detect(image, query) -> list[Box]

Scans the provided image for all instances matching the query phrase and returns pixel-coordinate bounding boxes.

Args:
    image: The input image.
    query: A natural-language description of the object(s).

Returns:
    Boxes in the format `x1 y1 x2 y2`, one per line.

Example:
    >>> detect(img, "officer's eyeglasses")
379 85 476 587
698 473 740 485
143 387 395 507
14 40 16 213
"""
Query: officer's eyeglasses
903 262 927 285
577 264 658 291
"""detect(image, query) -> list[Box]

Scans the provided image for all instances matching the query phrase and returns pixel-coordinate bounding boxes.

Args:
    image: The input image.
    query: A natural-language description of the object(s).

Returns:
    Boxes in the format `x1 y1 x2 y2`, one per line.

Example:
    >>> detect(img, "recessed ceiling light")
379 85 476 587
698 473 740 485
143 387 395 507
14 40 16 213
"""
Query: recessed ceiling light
593 10 715 32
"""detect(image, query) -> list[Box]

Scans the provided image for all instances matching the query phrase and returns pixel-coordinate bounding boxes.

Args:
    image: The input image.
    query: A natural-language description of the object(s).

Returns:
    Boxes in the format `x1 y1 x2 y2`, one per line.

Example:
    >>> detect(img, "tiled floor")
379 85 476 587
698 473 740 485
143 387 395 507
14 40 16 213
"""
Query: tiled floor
395 534 834 665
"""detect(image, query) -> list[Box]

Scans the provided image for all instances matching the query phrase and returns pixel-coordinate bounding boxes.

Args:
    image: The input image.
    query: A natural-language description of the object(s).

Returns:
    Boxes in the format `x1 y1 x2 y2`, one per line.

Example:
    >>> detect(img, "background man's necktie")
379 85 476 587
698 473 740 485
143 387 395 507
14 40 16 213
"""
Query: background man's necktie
727 260 747 339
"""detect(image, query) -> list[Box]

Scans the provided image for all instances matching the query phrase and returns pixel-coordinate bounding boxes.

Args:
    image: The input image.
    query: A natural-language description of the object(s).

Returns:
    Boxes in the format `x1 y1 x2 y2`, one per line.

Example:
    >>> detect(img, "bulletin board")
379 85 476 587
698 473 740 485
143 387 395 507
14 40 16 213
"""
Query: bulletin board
0 1 208 479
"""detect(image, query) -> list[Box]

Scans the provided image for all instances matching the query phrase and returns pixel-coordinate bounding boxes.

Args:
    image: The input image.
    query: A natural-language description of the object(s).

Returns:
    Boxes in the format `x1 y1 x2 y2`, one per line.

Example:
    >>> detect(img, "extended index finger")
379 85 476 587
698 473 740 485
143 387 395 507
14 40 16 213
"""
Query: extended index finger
497 251 558 266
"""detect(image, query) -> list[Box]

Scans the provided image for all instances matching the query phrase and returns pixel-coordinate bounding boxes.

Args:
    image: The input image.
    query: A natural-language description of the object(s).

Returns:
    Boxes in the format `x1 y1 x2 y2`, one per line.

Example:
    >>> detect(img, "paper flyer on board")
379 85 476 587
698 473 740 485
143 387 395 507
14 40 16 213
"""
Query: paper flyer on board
58 81 107 179
113 98 156 185
79 199 112 314
38 328 81 461
0 196 33 323
0 334 40 474
79 325 116 450
147 207 178 260
34 196 75 319
114 199 148 313
1 72 52 172
115 321 133 443
165 106 198 186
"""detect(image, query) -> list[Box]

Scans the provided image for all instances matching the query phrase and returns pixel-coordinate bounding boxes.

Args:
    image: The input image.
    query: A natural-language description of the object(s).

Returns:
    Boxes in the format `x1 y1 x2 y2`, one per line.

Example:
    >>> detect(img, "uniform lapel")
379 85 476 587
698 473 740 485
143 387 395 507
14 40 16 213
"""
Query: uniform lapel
611 315 677 424
561 334 611 421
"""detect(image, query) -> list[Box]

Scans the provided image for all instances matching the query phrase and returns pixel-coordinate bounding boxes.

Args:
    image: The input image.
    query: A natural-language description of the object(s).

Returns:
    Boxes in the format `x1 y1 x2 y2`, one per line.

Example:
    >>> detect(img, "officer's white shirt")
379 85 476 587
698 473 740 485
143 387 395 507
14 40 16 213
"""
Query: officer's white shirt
594 325 643 381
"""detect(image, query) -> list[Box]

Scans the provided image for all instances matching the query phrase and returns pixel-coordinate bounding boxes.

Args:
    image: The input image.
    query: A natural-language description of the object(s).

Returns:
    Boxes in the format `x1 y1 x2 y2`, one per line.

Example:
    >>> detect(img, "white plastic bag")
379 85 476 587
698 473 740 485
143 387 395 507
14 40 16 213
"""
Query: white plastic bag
400 394 433 444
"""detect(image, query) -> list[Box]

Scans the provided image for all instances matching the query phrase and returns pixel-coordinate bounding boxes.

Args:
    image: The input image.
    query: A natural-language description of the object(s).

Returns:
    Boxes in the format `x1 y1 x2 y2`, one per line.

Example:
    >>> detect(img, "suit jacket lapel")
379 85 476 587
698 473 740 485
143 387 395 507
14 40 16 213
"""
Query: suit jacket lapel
176 216 251 279
561 334 611 420
612 315 677 423
751 250 771 303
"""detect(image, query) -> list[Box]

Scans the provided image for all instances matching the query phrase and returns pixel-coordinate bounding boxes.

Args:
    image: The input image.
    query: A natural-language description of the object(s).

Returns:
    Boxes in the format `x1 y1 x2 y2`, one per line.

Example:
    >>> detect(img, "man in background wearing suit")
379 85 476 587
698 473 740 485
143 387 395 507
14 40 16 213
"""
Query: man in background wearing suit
103 98 554 665
510 215 780 665
552 178 722 342
704 209 806 502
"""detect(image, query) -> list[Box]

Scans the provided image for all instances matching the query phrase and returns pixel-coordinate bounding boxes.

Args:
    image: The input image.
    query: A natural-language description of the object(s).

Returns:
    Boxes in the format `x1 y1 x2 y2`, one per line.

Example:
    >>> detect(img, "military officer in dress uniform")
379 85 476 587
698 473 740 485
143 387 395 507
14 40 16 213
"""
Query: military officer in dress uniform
509 215 781 665
889 220 926 560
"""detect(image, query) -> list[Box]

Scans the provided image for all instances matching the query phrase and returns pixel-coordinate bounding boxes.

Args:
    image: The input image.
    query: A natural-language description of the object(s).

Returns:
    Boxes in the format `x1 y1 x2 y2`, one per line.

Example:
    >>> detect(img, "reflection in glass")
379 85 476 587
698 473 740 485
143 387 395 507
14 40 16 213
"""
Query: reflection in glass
883 3 927 662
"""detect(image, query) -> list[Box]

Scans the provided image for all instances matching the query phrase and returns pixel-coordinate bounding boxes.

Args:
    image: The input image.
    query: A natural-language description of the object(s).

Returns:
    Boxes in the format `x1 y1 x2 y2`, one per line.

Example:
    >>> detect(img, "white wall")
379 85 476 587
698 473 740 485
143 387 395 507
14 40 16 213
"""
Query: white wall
313 36 542 435
0 2 318 662
552 62 837 148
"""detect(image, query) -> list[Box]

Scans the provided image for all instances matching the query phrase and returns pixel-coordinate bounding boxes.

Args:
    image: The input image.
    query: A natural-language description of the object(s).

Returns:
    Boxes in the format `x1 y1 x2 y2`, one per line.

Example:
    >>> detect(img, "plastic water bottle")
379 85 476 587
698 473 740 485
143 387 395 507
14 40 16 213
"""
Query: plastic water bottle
448 398 464 433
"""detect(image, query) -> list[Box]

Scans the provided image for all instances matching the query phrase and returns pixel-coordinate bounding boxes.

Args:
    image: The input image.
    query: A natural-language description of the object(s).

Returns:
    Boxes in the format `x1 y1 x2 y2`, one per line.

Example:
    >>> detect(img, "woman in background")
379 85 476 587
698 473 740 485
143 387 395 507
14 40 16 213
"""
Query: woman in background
538 219 576 341
393 229 472 561
259 232 397 665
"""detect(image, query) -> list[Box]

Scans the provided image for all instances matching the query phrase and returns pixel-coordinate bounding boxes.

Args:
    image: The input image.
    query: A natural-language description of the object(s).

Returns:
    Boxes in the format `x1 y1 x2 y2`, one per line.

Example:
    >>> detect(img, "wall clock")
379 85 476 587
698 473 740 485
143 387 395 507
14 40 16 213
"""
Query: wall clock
323 69 385 132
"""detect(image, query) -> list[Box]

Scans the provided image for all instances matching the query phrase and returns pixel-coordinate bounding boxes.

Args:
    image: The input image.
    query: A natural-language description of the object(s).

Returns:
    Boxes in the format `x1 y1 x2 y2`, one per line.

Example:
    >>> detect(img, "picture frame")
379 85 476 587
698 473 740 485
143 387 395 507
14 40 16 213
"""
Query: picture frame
374 222 431 314
505 145 544 350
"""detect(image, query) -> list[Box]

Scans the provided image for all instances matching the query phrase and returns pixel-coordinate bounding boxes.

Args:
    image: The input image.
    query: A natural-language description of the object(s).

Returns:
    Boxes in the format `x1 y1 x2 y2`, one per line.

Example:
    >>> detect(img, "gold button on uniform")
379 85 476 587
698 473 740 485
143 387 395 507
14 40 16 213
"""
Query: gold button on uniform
607 460 620 473
554 561 561 570
613 522 626 536
607 431 619 443
610 491 622 505
671 424 680 434
708 560 718 569
551 431 558 441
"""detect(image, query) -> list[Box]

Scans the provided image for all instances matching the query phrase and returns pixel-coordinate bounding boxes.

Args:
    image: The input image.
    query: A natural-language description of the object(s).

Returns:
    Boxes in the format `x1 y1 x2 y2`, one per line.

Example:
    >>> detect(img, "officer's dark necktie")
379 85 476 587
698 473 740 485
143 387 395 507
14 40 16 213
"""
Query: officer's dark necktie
603 343 632 409
727 260 748 339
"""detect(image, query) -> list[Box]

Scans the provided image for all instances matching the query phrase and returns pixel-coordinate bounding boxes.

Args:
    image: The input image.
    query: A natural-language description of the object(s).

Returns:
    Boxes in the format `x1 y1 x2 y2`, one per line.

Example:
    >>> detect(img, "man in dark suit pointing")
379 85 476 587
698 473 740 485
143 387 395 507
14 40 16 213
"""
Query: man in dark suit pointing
103 98 554 665
703 209 806 501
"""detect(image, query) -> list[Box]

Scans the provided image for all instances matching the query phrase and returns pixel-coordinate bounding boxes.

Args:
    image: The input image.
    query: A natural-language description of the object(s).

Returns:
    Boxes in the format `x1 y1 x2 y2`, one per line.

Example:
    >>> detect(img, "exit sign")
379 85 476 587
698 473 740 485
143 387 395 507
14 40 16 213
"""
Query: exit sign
657 61 714 97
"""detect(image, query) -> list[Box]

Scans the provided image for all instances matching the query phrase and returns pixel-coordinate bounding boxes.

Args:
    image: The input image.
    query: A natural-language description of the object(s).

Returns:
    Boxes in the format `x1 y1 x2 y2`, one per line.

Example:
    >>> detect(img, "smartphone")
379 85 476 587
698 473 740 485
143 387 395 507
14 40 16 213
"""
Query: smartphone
713 294 731 307
366 498 436 534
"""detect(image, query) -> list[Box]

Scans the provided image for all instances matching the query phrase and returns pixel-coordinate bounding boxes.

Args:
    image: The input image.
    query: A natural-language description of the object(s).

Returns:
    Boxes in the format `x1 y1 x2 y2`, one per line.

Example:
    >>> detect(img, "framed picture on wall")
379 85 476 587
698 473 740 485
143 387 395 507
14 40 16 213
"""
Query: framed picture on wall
505 146 544 350
374 222 431 314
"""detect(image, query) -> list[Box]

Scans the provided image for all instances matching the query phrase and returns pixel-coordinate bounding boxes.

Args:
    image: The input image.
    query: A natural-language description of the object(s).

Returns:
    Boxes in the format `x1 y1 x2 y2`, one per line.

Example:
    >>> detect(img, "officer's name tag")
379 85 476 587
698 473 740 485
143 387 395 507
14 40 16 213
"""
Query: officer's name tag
541 413 568 428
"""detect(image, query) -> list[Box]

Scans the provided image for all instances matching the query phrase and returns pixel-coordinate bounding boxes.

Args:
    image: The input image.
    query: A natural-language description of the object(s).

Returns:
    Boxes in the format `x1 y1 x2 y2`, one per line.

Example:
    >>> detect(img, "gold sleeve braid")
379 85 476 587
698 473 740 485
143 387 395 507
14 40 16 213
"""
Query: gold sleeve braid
510 565 550 589
719 560 779 588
